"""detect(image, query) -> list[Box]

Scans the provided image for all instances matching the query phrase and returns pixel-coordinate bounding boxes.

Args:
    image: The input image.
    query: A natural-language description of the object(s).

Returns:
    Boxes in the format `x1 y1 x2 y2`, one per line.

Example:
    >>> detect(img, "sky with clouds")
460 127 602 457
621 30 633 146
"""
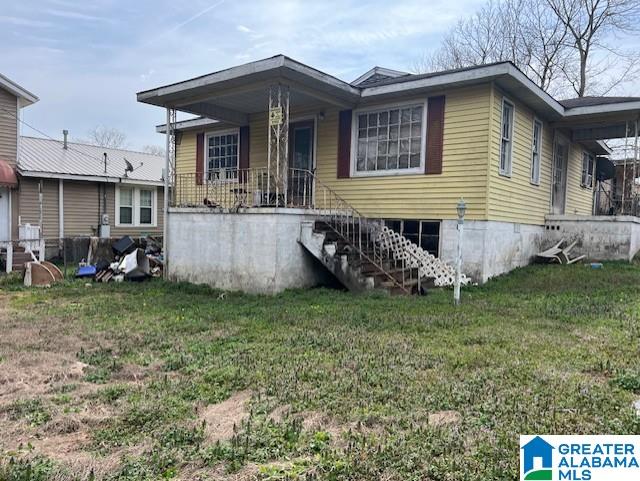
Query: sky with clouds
0 0 524 150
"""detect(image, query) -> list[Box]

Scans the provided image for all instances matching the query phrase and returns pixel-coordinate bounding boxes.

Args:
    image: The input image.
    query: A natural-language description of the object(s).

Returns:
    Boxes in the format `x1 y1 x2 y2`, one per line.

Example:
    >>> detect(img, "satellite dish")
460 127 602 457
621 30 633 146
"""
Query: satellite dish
123 158 143 178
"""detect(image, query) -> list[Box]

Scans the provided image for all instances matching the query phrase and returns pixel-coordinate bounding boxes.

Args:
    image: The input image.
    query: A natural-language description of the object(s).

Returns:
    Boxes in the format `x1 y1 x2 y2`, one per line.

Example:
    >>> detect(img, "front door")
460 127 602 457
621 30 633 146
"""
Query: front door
552 136 569 214
0 187 9 242
289 120 315 205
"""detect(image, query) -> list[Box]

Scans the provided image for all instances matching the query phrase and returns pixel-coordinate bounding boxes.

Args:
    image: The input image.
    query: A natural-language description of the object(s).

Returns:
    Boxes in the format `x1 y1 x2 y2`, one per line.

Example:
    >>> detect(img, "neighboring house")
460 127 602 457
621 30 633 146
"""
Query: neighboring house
138 55 640 293
594 159 640 216
0 73 38 249
16 135 165 258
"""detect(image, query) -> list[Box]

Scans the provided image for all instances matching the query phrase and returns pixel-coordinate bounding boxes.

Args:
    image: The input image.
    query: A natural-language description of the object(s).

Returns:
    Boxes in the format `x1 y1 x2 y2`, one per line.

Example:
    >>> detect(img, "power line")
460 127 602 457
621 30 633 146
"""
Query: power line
0 105 113 168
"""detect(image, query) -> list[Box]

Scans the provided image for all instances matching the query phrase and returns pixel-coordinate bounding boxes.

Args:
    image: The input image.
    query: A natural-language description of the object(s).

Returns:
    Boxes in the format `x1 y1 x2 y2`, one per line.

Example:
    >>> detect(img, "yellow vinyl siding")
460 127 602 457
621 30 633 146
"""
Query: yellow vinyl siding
175 84 492 220
489 86 594 224
316 85 490 219
488 87 553 224
565 146 594 215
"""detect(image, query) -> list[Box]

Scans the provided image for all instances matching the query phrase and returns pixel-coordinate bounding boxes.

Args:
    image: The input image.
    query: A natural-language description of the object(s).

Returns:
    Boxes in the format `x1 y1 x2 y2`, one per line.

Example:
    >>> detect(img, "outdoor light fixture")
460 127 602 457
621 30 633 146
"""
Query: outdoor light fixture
457 198 467 221
454 198 466 306
318 111 326 121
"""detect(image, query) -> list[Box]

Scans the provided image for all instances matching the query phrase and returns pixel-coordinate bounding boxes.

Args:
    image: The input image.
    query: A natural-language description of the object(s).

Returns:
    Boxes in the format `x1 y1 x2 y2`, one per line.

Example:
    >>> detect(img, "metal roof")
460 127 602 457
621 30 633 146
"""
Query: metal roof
18 137 164 185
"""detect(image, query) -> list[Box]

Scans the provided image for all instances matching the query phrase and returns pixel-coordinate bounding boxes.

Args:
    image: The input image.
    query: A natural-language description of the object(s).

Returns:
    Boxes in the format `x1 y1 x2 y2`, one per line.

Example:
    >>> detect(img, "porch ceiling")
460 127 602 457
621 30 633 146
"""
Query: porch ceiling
137 55 361 125
552 100 640 141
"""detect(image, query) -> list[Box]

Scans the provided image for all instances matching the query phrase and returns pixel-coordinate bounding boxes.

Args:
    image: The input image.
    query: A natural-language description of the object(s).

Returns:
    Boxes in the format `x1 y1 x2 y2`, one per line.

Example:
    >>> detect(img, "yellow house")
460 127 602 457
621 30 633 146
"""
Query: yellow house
138 56 639 293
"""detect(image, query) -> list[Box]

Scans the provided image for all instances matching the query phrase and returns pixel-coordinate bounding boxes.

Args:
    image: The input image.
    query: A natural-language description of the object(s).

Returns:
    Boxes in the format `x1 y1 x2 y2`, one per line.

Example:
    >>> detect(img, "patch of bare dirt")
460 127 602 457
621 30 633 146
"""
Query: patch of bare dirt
176 463 259 481
428 410 461 426
0 356 92 405
199 390 253 443
267 404 291 423
296 410 385 448
0 291 154 478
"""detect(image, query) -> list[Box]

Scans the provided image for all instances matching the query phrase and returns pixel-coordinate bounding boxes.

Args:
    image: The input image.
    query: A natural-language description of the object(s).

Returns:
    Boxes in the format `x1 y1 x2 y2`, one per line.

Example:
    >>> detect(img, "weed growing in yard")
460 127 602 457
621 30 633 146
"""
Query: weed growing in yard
2 264 640 479
3 400 51 427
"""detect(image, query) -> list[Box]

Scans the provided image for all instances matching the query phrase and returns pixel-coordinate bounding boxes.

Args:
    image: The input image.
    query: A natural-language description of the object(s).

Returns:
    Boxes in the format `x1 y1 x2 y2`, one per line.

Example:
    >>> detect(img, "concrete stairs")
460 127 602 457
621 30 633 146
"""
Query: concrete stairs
299 220 422 296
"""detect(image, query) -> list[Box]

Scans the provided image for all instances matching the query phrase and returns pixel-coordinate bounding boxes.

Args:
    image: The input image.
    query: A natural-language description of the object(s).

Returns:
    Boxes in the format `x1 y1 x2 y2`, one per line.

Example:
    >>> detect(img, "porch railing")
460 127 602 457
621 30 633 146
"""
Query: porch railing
595 190 640 216
173 168 314 210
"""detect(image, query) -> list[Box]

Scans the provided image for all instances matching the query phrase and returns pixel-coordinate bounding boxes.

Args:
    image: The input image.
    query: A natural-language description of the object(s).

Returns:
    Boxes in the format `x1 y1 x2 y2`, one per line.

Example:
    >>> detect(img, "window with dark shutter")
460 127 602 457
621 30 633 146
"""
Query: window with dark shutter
337 110 352 178
425 96 445 175
195 132 204 184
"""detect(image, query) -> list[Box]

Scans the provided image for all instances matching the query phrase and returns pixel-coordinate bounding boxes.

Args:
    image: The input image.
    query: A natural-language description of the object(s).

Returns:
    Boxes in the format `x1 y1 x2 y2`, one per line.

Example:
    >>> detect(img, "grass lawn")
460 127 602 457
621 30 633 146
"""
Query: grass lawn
1 263 640 480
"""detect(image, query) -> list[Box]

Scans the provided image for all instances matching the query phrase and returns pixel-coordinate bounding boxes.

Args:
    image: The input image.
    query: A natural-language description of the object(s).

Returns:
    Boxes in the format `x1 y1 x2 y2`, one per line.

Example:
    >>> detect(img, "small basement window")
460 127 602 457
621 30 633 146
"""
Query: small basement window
384 219 440 257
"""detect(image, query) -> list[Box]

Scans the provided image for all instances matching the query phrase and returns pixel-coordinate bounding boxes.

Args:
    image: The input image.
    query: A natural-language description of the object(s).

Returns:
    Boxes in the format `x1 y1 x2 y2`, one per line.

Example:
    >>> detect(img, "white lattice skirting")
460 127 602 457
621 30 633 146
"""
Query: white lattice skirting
376 226 469 287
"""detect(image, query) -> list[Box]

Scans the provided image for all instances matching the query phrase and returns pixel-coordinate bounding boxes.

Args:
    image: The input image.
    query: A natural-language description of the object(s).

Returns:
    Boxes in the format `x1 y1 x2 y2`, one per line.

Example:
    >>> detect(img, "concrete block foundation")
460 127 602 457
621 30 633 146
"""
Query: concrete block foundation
544 215 640 262
166 208 328 294
440 220 545 283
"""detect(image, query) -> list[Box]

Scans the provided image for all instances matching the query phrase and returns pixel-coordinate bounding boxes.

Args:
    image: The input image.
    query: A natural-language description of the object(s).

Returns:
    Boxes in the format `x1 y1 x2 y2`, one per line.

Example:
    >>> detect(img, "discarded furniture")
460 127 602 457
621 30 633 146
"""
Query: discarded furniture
23 261 63 287
537 239 586 265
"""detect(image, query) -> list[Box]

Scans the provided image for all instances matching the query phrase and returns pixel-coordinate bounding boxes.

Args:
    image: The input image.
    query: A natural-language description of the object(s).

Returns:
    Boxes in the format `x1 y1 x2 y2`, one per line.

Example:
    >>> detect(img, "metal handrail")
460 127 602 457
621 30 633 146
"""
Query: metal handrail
309 173 420 295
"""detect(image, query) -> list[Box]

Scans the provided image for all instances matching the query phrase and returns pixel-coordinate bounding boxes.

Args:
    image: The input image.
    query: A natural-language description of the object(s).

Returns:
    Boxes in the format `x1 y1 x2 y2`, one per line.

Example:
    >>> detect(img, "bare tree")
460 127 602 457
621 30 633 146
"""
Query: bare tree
520 1 571 94
418 0 570 93
546 0 640 96
417 0 640 97
83 126 128 149
142 144 166 156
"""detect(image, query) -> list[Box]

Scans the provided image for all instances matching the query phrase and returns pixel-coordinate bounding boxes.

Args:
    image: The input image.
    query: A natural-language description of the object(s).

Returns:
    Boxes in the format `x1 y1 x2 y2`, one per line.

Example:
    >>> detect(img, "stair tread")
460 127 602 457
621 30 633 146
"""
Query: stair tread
380 278 420 288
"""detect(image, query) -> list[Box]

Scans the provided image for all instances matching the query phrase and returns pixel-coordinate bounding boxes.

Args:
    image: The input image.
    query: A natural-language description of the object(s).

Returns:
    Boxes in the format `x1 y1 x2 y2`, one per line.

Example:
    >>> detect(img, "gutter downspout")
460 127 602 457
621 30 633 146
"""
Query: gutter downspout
163 107 170 279
58 178 64 246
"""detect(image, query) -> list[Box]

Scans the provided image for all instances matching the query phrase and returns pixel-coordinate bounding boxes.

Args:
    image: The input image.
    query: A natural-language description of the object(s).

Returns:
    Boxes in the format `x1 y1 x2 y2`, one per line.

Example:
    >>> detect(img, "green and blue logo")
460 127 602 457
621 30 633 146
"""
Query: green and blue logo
521 436 554 480
520 435 640 481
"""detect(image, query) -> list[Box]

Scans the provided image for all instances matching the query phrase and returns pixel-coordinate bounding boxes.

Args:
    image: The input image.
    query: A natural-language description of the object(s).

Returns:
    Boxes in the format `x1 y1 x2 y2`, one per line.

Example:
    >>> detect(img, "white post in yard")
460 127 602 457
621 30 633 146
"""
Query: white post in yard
6 188 12 273
454 198 466 306
163 107 171 280
6 243 12 274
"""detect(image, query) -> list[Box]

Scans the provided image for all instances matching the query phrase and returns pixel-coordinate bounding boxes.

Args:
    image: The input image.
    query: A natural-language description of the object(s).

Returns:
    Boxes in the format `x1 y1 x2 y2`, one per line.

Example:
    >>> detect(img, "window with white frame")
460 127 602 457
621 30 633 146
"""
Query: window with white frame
354 105 424 174
500 100 514 176
582 152 595 187
119 187 134 225
116 186 156 227
206 130 239 180
139 189 153 225
531 118 542 185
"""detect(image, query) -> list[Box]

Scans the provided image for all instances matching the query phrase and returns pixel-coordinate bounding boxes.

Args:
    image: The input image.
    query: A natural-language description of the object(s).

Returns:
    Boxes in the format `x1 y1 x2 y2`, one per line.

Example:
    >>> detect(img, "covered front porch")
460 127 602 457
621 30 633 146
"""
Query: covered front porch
142 56 361 213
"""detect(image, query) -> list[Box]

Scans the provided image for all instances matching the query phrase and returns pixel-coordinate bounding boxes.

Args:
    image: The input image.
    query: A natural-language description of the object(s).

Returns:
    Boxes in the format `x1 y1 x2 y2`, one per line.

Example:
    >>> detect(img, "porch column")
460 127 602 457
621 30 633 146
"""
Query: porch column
267 84 290 206
163 107 175 279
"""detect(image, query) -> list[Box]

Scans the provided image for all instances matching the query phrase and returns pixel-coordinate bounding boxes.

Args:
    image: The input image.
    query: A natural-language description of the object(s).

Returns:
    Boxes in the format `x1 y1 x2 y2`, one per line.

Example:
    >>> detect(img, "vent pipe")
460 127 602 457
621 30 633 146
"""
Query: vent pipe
62 130 68 149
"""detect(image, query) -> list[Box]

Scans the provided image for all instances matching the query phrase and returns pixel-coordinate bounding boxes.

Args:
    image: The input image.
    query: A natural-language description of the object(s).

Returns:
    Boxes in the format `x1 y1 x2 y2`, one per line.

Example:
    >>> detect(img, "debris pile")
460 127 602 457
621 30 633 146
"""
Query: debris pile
24 260 64 287
76 235 163 282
